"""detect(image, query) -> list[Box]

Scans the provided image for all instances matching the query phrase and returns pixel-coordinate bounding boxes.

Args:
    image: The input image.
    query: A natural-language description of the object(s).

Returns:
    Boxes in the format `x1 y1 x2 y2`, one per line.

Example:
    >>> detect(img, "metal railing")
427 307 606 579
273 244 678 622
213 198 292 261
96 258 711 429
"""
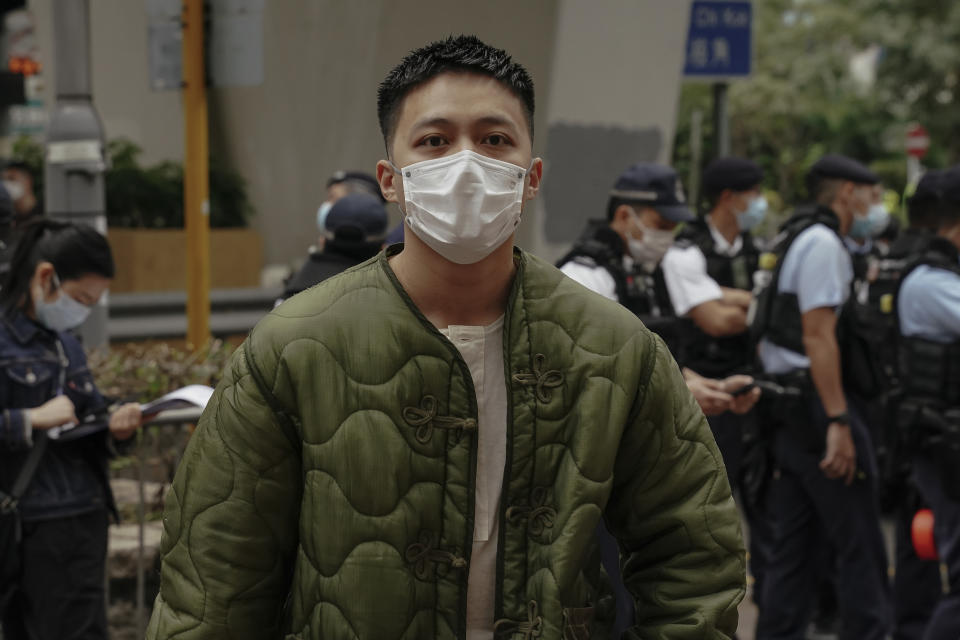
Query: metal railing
132 407 204 637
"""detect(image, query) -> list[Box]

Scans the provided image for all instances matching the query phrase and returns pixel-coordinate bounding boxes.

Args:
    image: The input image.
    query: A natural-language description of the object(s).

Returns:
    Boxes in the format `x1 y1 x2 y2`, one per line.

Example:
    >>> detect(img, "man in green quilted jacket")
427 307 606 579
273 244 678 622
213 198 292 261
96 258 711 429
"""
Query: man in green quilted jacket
148 35 745 640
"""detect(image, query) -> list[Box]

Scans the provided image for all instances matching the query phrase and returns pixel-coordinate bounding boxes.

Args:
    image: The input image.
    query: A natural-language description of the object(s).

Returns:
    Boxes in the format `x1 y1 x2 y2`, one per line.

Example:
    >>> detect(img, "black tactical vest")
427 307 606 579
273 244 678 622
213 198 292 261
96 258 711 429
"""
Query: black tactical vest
671 218 759 377
558 220 686 355
896 237 960 408
748 205 842 355
838 229 933 396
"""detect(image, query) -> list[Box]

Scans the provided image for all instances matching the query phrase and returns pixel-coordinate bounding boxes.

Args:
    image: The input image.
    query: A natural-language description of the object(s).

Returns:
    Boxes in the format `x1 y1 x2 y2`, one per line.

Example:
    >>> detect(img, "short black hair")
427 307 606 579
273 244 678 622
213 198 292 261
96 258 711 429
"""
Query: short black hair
0 220 114 314
811 177 845 206
377 35 535 155
606 196 629 222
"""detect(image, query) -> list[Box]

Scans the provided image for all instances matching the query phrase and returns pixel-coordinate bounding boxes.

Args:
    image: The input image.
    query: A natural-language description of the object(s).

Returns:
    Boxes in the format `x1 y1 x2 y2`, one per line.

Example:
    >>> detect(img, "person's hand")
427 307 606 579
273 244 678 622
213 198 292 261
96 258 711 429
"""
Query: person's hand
718 375 761 415
109 403 143 441
684 369 734 416
28 396 78 430
820 423 857 485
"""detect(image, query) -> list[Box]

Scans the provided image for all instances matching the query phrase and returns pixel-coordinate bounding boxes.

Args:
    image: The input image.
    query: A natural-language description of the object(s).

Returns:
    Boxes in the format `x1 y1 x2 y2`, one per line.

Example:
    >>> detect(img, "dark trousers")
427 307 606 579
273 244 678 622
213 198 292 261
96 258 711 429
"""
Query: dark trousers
756 402 890 640
913 456 960 640
708 410 773 615
893 485 941 640
596 521 634 639
0 509 108 640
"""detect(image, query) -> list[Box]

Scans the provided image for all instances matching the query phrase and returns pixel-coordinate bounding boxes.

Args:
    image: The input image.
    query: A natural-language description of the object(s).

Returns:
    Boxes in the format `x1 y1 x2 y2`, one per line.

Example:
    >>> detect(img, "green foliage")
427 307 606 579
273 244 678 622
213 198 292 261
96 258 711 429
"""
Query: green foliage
7 135 254 228
105 138 254 228
673 0 960 225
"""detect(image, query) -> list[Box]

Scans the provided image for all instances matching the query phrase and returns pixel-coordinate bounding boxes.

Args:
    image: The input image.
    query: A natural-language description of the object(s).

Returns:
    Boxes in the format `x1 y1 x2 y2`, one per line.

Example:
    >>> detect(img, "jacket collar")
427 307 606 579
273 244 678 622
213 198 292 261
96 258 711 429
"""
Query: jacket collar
926 235 960 265
2 310 46 345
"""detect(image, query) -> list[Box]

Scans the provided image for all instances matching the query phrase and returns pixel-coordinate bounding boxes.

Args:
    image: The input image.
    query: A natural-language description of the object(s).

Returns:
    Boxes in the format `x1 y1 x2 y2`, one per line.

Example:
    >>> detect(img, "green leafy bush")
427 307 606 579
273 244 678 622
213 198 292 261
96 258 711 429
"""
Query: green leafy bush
9 135 254 228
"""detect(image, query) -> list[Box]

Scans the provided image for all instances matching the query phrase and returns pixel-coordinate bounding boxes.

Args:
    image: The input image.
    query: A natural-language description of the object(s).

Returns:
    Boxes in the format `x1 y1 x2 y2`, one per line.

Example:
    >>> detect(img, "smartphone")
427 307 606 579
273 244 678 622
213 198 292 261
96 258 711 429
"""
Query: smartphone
730 381 757 397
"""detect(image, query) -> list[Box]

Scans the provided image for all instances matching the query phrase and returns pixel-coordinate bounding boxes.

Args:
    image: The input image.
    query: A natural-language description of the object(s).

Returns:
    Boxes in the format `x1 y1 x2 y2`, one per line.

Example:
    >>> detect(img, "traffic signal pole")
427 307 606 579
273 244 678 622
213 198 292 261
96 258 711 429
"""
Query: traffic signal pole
182 0 211 349
45 0 109 348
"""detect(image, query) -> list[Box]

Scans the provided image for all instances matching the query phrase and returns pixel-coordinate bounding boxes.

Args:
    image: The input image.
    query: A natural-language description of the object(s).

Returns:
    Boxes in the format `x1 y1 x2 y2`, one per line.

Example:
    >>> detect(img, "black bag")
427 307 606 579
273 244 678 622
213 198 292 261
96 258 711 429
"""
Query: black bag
0 433 49 609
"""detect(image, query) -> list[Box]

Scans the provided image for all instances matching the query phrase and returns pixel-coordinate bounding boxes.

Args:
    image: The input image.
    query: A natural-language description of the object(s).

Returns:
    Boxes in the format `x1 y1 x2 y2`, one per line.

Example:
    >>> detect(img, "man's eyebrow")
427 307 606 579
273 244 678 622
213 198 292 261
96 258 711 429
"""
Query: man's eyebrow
409 116 455 132
474 115 519 130
409 114 520 132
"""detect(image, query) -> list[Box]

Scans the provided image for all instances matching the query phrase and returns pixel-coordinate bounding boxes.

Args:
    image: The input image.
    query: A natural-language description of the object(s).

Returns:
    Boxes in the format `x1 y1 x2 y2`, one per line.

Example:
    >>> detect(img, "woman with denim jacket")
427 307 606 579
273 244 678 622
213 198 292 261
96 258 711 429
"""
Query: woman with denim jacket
0 220 142 640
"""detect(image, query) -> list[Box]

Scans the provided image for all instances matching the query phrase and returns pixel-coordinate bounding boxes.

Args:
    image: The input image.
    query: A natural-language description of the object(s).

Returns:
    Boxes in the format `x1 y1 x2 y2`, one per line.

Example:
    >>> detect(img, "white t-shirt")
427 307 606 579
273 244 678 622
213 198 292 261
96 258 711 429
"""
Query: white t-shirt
440 316 507 640
559 260 618 301
660 220 740 316
758 224 852 374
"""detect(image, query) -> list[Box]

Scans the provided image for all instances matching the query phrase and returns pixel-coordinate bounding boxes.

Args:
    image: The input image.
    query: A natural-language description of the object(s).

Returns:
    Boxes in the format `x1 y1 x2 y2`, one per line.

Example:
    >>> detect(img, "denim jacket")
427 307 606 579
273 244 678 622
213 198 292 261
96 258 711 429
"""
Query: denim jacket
0 311 115 522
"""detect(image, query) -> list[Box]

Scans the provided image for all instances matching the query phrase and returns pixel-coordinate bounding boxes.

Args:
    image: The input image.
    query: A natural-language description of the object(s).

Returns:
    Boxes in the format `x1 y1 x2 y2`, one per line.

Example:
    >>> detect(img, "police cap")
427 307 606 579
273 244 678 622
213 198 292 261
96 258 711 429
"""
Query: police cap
610 163 694 222
325 192 388 242
909 169 943 207
701 157 763 196
806 154 879 197
326 170 386 203
940 165 960 207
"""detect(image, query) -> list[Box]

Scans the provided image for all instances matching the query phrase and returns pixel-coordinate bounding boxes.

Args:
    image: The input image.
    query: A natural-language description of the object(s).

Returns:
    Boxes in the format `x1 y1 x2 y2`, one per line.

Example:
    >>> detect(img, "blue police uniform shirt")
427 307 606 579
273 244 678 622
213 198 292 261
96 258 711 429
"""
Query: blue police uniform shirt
898 261 960 343
759 223 853 374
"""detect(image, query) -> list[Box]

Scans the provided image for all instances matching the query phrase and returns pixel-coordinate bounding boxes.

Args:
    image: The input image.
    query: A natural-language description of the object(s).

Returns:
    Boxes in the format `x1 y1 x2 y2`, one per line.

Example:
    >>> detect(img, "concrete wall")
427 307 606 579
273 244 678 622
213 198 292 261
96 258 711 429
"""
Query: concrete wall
28 0 692 269
531 0 691 261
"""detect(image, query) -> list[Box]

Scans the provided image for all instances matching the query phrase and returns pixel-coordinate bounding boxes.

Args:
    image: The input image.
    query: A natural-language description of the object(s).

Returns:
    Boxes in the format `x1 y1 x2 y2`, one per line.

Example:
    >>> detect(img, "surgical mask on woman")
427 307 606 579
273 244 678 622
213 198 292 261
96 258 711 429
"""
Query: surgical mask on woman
33 273 91 331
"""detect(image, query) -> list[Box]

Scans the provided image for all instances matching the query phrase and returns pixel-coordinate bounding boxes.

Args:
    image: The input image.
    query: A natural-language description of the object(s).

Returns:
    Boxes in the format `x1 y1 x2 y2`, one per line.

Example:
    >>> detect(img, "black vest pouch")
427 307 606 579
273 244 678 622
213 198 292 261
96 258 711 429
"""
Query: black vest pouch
760 370 822 452
935 408 960 500
837 302 884 398
767 292 806 355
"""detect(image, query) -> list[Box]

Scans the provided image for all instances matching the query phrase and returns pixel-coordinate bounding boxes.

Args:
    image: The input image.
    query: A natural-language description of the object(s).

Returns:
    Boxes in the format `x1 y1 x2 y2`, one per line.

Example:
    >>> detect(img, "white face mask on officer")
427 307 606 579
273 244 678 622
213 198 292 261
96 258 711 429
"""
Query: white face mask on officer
626 207 675 270
392 149 529 265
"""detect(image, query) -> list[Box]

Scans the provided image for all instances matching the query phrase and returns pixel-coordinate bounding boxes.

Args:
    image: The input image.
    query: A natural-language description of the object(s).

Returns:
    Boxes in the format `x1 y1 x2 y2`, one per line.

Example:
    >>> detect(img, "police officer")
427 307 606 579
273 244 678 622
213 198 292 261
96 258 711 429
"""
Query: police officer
558 163 684 323
753 154 890 639
886 170 946 640
0 183 15 277
896 164 960 640
660 156 772 614
558 163 757 638
281 192 388 301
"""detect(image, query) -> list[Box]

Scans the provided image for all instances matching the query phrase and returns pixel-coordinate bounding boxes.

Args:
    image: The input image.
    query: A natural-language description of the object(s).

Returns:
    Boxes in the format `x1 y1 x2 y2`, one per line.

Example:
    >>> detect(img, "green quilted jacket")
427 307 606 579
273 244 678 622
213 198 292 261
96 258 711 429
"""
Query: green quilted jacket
147 248 745 640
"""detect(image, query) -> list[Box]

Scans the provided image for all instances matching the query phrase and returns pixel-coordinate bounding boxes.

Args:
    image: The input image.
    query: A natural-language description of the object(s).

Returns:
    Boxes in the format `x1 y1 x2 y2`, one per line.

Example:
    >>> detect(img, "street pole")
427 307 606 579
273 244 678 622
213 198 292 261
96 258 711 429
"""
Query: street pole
689 109 704 211
182 0 211 349
906 156 922 188
45 0 109 348
713 82 730 159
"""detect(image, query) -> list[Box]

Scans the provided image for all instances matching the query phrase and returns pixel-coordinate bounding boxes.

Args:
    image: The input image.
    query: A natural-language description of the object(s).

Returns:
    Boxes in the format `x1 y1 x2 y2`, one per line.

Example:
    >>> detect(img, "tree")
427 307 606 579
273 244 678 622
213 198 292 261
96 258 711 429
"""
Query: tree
673 0 960 217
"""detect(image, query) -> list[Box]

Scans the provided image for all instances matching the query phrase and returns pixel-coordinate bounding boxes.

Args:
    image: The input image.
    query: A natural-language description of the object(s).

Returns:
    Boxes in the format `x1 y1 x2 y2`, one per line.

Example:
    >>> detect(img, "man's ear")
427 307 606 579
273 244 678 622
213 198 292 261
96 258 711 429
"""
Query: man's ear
609 204 633 235
524 158 544 200
377 160 400 205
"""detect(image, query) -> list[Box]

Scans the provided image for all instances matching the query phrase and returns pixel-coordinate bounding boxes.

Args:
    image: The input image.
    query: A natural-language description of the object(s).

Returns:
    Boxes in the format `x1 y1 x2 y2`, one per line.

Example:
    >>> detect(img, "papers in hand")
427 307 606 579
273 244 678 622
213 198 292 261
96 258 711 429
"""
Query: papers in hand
140 385 214 415
48 413 103 441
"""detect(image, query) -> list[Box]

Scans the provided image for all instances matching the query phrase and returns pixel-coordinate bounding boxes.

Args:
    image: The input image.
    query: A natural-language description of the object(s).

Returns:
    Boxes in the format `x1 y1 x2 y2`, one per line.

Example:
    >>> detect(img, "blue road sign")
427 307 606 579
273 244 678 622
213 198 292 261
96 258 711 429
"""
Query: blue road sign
683 1 752 79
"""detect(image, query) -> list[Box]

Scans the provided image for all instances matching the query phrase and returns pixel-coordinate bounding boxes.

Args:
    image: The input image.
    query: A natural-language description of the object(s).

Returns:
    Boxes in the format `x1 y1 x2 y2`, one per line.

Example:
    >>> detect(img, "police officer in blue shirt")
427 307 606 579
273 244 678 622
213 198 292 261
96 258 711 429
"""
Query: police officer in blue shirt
883 170 946 640
896 165 960 640
752 154 890 639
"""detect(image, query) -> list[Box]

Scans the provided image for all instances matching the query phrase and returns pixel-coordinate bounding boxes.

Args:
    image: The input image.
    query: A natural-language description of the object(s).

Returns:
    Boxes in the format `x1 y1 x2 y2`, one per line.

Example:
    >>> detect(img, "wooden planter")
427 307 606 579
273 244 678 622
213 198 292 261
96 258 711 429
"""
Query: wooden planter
107 228 264 293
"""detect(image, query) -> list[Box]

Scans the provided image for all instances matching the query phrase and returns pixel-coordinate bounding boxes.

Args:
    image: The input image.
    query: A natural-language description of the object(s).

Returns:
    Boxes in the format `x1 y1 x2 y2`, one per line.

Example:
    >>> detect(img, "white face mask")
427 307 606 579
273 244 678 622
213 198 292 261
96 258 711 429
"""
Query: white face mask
316 201 333 232
627 208 675 269
33 273 92 332
2 179 24 202
393 150 528 264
